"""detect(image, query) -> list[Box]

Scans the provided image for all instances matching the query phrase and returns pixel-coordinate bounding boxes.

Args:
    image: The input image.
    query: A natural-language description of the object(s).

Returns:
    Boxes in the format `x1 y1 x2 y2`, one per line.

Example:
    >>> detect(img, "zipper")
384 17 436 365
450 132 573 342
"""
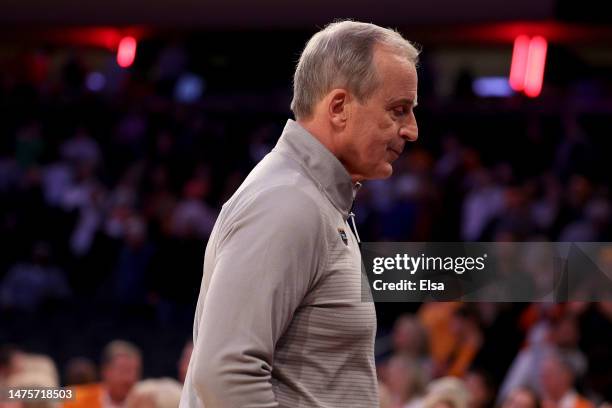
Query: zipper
347 182 362 244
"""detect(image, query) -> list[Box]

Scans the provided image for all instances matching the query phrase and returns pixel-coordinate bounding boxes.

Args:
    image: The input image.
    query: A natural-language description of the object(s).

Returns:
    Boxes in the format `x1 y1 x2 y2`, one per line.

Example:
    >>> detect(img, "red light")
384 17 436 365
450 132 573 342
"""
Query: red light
509 35 530 91
524 36 547 98
117 36 137 68
509 35 548 97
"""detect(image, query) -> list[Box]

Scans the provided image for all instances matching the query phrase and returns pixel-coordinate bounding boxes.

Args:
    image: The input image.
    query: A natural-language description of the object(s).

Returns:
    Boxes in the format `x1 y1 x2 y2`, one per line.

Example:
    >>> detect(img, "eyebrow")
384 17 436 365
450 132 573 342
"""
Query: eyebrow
387 97 418 108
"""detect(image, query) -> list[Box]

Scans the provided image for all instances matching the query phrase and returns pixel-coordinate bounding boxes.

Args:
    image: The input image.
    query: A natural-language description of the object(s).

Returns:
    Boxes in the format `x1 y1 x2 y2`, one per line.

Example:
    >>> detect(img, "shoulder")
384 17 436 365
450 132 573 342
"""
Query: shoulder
224 152 326 227
237 184 324 231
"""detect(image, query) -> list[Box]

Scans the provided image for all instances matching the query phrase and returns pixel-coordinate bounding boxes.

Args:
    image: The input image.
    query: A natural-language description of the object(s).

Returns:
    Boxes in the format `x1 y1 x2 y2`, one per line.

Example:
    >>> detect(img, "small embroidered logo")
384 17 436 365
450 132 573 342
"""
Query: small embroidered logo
338 228 348 246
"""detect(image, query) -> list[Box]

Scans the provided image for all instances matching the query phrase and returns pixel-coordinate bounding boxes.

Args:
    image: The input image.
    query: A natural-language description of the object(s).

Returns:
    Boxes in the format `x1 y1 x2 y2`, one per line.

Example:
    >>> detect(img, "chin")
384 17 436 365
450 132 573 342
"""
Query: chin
369 164 393 180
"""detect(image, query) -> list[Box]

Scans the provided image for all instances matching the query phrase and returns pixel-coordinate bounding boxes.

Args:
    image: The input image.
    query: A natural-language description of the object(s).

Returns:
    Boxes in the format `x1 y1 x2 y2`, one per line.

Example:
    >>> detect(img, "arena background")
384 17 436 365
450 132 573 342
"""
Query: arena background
1 1 611 406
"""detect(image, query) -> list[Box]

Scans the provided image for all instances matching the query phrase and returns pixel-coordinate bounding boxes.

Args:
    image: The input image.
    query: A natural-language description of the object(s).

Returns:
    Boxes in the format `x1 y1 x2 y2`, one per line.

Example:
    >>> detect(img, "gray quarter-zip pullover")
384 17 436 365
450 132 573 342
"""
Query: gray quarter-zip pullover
180 119 378 407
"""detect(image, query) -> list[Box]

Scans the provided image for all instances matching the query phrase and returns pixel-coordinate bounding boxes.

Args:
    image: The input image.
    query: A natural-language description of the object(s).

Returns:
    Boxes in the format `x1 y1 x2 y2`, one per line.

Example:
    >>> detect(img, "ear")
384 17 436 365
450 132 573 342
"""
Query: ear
327 89 350 129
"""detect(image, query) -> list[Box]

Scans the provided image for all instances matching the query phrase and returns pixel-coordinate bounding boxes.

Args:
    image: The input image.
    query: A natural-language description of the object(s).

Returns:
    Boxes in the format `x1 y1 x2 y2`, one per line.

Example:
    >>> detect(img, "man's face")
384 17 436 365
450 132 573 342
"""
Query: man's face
337 47 418 180
102 354 142 403
540 357 572 399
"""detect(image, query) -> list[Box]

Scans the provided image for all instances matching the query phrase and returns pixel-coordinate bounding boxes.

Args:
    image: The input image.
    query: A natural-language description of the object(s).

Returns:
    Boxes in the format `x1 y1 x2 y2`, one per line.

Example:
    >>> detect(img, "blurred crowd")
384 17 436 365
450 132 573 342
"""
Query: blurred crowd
1 40 611 408
1 339 190 408
2 302 611 408
376 302 612 408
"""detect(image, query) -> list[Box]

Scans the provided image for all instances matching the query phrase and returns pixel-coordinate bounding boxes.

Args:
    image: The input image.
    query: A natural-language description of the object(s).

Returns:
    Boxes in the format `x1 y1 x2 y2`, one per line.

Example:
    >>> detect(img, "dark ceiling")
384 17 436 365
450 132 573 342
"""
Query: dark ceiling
1 0 556 27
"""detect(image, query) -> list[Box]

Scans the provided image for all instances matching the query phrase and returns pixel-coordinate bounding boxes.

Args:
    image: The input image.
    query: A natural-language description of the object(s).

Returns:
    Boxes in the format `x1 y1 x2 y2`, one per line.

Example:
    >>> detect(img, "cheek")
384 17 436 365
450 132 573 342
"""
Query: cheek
360 129 387 157
377 114 395 131
349 110 394 160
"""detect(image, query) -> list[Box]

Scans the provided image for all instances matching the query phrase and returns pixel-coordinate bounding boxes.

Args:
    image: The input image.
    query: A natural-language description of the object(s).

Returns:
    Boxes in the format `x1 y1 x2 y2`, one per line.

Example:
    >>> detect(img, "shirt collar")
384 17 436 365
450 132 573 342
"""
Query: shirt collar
273 119 359 219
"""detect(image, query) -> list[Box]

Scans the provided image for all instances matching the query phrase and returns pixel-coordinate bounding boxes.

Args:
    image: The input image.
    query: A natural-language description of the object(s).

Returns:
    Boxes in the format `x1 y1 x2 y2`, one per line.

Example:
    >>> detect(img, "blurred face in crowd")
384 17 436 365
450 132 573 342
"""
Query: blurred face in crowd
102 353 142 403
392 317 426 356
320 46 418 181
540 356 572 401
551 316 579 348
384 355 423 403
465 371 493 408
385 358 411 399
502 388 539 408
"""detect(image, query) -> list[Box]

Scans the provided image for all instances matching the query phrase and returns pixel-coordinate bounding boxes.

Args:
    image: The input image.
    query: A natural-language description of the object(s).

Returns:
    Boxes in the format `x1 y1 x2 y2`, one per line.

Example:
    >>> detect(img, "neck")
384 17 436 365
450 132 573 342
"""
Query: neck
297 118 361 184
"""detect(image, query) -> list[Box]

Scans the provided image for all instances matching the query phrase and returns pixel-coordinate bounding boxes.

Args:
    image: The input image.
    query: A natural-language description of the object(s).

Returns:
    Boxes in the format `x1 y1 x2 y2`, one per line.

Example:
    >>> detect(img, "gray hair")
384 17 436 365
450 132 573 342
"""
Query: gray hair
101 340 142 366
291 20 420 120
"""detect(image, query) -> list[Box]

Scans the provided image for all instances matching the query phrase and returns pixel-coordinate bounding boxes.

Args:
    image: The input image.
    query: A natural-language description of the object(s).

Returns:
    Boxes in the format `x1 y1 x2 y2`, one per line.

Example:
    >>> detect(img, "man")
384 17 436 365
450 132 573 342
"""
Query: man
180 20 419 407
64 340 142 408
540 350 593 408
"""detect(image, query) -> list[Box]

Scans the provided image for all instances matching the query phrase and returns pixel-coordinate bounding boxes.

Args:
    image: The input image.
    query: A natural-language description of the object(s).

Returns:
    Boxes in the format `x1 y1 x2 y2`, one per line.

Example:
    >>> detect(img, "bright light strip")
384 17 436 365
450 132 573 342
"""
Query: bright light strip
117 36 137 68
509 35 530 92
524 36 548 98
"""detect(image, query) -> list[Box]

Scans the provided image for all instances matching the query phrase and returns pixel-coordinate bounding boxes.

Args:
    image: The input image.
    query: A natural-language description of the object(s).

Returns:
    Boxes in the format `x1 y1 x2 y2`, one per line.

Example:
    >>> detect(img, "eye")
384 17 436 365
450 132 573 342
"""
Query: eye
392 106 408 117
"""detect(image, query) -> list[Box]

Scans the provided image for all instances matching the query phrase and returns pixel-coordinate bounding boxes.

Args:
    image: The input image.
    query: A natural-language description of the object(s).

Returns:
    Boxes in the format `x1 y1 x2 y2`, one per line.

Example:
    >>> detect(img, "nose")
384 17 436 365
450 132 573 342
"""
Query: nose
399 114 418 142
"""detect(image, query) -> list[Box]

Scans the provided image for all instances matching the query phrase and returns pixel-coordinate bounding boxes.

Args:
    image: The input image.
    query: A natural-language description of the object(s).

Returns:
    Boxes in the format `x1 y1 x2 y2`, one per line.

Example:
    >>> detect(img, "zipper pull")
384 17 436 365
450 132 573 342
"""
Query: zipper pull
348 212 361 244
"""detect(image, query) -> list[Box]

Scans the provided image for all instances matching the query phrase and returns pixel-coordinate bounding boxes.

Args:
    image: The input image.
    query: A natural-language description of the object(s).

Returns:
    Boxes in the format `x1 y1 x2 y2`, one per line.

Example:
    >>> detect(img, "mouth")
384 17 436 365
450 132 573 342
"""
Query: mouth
387 147 402 158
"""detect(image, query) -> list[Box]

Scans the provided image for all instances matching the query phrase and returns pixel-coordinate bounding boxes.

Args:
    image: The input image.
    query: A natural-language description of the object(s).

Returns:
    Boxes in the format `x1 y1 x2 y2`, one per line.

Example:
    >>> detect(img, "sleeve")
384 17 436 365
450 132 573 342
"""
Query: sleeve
189 186 327 407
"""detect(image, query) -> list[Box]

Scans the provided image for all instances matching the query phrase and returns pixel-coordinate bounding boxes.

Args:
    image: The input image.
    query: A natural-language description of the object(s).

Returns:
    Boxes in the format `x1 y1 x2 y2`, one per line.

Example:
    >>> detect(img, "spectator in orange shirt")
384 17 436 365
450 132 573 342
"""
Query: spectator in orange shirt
419 303 483 377
64 340 142 408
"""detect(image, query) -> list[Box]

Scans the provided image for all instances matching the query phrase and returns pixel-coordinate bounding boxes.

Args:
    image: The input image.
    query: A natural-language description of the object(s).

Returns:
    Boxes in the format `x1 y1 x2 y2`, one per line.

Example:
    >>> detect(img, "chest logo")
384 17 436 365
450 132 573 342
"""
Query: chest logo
338 228 348 246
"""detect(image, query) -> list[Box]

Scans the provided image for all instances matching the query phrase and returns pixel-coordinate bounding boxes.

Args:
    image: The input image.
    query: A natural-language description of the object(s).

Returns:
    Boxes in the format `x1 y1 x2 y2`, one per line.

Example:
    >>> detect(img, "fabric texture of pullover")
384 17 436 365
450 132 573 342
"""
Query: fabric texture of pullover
180 119 378 407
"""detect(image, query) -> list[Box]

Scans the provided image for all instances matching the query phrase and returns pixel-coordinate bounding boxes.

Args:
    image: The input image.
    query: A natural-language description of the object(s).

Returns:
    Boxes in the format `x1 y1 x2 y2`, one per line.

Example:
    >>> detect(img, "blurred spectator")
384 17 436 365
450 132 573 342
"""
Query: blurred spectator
552 175 594 239
540 350 593 408
422 377 471 408
559 197 611 242
142 165 177 237
112 215 155 305
499 312 587 400
0 345 25 386
169 176 216 240
0 242 70 312
63 340 142 408
392 314 429 357
124 378 182 408
461 168 504 241
390 314 432 376
59 128 101 167
2 353 60 408
465 368 497 408
419 303 483 377
20 354 59 386
434 134 463 181
41 160 73 208
61 162 106 257
64 357 98 386
382 354 427 408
